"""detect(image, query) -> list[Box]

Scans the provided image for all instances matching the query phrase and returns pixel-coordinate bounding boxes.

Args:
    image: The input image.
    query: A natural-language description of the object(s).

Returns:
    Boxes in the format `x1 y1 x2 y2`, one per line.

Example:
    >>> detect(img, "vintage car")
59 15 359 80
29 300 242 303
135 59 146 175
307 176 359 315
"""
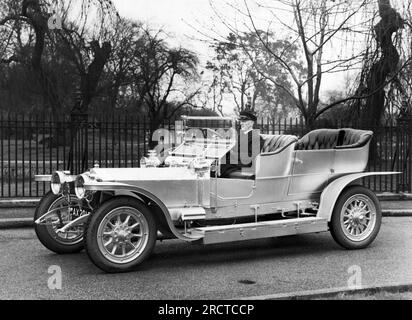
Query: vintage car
34 116 397 273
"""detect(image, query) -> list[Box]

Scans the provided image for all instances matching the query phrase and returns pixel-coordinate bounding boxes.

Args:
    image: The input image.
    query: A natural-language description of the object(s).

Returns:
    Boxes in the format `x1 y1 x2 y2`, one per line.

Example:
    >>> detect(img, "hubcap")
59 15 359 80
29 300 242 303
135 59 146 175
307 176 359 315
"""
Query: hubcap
97 207 149 264
46 196 85 245
341 194 377 242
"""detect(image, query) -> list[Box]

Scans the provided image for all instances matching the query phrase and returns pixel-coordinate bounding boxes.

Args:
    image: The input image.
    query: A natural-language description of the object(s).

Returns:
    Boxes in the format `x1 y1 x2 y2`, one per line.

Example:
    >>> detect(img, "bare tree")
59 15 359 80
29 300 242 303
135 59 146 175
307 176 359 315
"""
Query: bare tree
0 0 118 171
0 0 117 120
208 0 385 127
196 72 226 116
100 19 144 111
353 0 412 124
206 31 300 116
209 0 412 128
131 28 200 141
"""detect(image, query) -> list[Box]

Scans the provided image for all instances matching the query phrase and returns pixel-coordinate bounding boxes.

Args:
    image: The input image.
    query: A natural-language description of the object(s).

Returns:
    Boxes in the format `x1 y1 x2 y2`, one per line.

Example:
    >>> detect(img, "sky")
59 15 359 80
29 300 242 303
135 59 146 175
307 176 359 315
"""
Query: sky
112 0 210 30
111 0 358 114
112 0 213 56
112 0 245 114
111 0 294 60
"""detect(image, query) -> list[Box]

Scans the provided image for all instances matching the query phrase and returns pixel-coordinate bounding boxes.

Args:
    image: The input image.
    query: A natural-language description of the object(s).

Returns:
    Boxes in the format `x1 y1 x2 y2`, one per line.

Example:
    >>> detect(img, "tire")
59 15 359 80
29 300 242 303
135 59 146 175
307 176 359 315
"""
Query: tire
85 197 157 273
34 192 85 254
329 186 381 250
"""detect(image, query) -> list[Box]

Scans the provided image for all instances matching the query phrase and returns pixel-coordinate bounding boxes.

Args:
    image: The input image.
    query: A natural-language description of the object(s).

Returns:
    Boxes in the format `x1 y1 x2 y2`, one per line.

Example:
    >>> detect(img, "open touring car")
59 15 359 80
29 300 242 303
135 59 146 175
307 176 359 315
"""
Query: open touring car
34 116 397 273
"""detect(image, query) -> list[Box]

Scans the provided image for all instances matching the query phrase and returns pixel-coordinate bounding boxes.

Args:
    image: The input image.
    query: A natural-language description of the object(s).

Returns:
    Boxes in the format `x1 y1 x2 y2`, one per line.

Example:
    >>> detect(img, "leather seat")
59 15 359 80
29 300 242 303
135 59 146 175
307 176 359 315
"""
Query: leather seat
336 128 374 149
295 129 373 151
225 134 298 179
261 134 298 154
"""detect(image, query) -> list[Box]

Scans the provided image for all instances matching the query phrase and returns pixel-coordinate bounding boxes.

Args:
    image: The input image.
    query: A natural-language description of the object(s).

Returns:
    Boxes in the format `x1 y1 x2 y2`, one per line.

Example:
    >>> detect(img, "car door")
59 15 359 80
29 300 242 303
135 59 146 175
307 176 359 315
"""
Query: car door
288 149 335 195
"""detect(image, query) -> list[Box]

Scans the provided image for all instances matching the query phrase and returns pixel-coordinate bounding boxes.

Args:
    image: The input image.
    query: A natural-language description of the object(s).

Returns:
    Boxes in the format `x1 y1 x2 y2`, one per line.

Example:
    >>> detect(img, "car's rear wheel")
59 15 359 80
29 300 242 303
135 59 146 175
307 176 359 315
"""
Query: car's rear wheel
34 192 85 254
330 186 381 250
85 197 157 273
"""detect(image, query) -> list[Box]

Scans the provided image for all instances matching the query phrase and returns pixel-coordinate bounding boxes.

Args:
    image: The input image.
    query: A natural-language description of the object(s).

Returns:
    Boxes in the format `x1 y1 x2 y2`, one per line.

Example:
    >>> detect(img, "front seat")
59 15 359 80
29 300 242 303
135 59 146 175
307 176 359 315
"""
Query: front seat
260 134 298 154
225 134 298 180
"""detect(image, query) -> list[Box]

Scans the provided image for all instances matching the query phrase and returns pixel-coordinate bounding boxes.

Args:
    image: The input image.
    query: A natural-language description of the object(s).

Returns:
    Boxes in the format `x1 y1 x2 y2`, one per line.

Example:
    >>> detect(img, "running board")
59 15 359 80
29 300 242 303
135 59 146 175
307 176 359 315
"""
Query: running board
190 217 329 245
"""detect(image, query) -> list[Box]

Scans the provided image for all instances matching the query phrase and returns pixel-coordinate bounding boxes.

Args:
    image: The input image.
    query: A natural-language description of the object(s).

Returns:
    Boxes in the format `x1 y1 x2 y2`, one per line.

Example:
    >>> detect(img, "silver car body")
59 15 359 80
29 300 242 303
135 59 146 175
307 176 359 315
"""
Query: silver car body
36 117 397 244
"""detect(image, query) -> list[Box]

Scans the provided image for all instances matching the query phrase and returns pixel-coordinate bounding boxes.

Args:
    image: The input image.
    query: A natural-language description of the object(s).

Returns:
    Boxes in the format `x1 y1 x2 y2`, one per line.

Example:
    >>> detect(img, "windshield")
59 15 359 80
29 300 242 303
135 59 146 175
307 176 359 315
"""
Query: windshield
170 116 237 159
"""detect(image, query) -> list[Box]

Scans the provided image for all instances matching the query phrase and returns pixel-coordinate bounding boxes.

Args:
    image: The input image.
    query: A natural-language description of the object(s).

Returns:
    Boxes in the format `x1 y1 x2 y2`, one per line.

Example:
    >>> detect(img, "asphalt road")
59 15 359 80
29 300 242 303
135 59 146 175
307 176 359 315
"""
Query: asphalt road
1 217 412 300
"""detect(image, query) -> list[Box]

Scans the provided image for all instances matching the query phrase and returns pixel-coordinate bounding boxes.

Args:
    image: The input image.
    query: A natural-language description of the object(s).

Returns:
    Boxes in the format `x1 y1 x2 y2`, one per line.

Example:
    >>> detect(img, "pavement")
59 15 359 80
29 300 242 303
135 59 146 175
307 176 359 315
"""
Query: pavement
0 194 411 229
243 282 412 300
1 217 412 299
0 195 411 300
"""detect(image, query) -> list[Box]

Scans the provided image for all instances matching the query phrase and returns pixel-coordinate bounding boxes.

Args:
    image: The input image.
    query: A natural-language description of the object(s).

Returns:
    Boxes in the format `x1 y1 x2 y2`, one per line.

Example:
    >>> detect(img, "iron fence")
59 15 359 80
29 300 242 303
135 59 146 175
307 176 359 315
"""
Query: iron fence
0 113 411 198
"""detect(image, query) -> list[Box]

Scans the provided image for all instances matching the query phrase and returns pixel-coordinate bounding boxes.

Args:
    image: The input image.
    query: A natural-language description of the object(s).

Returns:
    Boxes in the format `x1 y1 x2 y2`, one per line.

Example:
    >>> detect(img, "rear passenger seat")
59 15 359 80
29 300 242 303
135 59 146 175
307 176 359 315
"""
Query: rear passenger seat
295 129 373 151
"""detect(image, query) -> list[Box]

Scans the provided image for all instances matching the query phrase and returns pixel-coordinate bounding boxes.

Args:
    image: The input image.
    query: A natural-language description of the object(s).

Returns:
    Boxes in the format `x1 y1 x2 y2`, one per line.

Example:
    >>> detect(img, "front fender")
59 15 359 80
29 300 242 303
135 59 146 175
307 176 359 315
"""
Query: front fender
317 172 400 221
85 182 202 242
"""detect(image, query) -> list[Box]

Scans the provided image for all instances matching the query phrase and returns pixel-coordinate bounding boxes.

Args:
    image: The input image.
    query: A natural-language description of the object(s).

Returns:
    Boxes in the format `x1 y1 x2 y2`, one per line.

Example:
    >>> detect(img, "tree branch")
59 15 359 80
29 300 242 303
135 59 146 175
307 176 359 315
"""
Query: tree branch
315 57 412 118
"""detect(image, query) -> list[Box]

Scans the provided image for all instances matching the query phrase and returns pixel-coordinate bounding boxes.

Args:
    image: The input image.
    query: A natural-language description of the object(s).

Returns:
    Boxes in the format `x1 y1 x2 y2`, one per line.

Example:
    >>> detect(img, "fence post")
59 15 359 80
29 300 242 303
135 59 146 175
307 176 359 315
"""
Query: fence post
67 112 88 174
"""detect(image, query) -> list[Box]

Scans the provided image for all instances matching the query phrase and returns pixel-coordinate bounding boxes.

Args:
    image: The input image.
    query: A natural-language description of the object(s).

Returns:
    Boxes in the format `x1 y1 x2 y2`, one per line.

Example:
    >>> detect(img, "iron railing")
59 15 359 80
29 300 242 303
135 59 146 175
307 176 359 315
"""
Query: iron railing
0 113 410 198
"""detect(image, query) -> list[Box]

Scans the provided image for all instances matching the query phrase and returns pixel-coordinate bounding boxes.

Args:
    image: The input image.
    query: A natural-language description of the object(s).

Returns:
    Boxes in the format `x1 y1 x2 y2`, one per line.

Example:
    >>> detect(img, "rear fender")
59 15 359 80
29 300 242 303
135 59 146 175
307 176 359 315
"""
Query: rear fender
317 172 400 221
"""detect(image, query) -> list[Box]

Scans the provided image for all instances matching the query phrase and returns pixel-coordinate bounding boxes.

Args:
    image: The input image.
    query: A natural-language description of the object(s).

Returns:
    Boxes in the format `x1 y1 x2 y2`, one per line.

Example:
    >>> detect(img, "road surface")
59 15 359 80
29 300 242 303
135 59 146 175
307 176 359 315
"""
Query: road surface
1 217 412 300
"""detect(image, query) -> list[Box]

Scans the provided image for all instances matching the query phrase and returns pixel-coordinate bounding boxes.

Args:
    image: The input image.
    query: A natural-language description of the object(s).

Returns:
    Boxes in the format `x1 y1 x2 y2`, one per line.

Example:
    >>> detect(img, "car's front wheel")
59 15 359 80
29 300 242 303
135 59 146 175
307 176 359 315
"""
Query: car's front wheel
34 192 86 254
85 197 157 273
329 186 381 250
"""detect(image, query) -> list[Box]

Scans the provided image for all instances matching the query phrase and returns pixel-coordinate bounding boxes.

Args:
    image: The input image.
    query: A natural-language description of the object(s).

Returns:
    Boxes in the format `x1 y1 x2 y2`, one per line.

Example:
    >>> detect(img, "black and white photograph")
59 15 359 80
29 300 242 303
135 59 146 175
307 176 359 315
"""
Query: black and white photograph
0 0 412 305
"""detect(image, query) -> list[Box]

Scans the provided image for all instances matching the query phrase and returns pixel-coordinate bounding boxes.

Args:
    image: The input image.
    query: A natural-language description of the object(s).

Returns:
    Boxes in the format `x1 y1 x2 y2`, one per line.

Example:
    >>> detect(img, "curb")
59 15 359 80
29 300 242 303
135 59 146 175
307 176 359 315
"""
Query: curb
239 282 412 300
383 210 412 217
378 193 412 201
0 198 40 208
0 218 34 230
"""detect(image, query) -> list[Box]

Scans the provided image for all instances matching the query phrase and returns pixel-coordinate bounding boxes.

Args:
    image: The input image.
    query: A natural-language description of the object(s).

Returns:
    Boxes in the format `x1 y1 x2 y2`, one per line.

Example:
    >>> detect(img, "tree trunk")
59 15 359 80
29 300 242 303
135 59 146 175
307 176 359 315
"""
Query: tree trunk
17 1 112 172
361 0 404 126
21 0 66 146
68 41 112 172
